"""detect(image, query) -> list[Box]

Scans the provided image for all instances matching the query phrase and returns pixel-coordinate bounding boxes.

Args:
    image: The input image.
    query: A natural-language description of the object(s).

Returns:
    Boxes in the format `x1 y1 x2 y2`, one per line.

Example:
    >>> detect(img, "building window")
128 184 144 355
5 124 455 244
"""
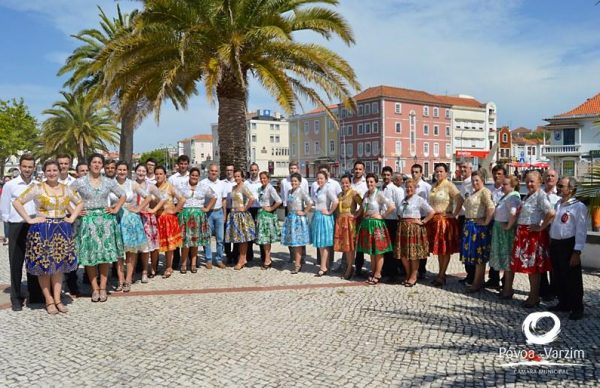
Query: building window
346 125 353 136
304 122 309 134
251 134 257 142
270 124 275 130
365 142 371 156
329 140 335 153
372 122 379 133
395 122 402 133
315 141 320 154
423 142 429 155
424 162 429 177
372 141 379 156
291 143 297 156
365 123 371 134
434 125 439 136
433 143 439 157
364 104 371 115
346 143 353 157
395 103 402 114
275 124 280 130
341 109 346 119
502 133 508 142
358 104 363 116
433 107 439 117
445 143 451 157
357 142 363 157
252 148 256 160
445 109 451 119
275 135 280 143
358 124 363 135
395 140 402 156
372 102 379 114
410 111 416 130
251 122 257 129
314 120 320 134
423 124 429 135
270 135 274 143
423 106 429 117
304 142 310 155
445 126 450 136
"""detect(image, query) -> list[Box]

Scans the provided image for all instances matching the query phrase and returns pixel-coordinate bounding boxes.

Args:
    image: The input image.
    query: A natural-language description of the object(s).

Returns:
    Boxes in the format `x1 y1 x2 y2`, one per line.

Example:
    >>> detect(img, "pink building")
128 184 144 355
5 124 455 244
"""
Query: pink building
339 86 453 177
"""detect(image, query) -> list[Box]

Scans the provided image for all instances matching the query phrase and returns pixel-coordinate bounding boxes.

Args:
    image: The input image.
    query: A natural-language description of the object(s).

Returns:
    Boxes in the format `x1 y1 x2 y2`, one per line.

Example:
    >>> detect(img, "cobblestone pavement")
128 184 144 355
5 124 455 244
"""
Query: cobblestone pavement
1 242 599 387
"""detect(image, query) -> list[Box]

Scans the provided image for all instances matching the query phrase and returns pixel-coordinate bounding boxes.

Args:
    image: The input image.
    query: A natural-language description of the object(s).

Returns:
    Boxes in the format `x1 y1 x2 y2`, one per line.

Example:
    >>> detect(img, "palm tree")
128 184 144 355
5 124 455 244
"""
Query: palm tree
98 0 360 172
39 91 119 161
58 5 146 165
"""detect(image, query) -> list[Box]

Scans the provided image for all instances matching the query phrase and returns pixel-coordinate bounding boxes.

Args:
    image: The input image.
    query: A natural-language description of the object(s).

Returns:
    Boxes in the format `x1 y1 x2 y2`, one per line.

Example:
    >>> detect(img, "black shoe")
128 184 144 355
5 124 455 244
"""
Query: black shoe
11 303 23 312
417 272 427 280
548 304 570 312
458 277 469 284
354 269 364 278
568 311 583 320
521 300 540 308
541 294 556 302
483 279 500 289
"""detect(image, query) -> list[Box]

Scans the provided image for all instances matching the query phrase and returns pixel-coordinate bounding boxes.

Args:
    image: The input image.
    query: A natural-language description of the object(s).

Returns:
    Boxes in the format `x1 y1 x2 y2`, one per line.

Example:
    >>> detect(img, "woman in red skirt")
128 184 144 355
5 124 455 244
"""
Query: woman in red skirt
154 166 186 278
333 175 362 280
427 163 463 287
509 171 555 307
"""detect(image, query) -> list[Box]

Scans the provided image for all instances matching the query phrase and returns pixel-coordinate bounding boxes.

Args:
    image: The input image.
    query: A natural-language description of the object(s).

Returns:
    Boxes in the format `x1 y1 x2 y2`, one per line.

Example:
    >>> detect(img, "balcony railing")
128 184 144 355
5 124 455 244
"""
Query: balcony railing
542 144 581 155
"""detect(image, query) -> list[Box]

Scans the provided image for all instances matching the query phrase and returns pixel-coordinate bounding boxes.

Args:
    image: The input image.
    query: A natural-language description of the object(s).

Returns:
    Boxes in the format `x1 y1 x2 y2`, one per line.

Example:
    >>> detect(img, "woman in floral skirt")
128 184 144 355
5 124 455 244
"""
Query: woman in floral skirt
334 175 362 280
281 173 313 274
225 169 256 270
255 171 282 270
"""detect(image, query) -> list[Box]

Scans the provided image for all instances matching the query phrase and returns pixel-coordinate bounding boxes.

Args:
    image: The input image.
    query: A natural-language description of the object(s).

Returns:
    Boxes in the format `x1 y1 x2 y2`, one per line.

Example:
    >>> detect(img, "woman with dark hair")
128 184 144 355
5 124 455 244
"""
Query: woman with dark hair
427 163 463 287
334 174 362 279
12 160 83 314
356 173 395 285
133 164 164 280
255 171 282 269
311 171 339 276
224 169 256 270
460 172 495 293
509 171 555 308
281 172 313 274
155 165 186 278
71 153 126 302
178 167 216 273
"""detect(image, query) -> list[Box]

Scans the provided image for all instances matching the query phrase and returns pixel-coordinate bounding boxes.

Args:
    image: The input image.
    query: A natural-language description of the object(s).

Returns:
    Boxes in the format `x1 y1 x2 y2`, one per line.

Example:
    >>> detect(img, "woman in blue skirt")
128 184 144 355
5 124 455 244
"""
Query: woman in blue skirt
461 172 495 293
12 160 83 314
311 171 339 276
281 173 313 274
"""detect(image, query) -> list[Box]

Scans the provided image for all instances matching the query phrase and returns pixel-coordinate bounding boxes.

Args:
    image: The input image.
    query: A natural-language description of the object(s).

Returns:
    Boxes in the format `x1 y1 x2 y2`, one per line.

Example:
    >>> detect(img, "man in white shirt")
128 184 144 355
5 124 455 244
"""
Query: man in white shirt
544 169 560 206
200 163 227 269
541 168 560 301
75 162 88 178
56 154 76 186
280 162 309 208
411 164 431 279
168 155 190 269
458 161 475 285
352 160 368 276
221 164 236 261
145 158 158 184
0 154 42 310
245 163 263 264
381 166 405 281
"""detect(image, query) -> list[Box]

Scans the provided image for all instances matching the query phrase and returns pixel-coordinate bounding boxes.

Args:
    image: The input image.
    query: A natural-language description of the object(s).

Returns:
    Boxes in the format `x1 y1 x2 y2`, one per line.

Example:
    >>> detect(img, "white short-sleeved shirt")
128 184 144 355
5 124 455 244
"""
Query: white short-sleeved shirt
399 194 433 219
311 185 338 212
517 190 553 225
493 191 521 223
200 178 226 210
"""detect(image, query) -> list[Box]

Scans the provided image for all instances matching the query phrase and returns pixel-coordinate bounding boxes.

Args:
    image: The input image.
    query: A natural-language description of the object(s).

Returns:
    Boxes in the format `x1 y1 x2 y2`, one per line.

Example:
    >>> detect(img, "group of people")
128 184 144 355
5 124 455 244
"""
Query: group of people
0 154 588 320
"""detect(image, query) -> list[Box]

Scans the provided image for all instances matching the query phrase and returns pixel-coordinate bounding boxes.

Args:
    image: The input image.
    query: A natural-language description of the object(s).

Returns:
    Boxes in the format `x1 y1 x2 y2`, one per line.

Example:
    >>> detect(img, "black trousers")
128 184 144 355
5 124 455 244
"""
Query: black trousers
382 219 399 277
247 207 265 263
65 268 79 294
8 222 42 305
550 237 583 313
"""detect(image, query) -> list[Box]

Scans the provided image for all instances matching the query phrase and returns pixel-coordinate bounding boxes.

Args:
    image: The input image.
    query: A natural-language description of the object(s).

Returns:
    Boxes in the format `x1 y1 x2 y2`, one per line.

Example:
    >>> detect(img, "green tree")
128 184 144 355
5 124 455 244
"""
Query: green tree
58 5 146 165
98 0 359 172
39 91 119 161
139 148 176 170
0 99 39 176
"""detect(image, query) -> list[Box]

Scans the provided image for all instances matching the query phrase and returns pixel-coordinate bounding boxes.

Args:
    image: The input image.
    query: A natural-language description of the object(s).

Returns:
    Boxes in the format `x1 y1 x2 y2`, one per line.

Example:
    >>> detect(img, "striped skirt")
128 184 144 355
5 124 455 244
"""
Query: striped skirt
396 219 429 261
139 211 159 252
427 214 459 255
511 225 551 274
225 211 256 243
356 218 392 255
76 208 124 266
118 208 149 253
334 215 356 253
179 207 210 248
489 221 516 271
460 219 492 264
255 209 281 245
157 213 182 252
281 213 311 247
25 218 77 276
311 211 334 248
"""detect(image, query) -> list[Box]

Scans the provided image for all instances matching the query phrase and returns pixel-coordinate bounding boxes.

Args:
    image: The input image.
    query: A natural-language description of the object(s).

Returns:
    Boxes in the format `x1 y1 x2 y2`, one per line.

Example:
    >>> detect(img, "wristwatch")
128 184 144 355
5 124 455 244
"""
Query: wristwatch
573 250 581 255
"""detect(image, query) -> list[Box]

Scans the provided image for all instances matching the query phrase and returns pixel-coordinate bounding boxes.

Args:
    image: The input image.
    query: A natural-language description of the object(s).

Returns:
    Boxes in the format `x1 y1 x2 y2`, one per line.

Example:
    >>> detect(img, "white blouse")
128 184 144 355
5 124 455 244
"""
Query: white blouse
311 185 338 212
179 183 215 208
494 191 521 223
258 184 282 208
517 190 553 225
362 189 394 217
287 188 313 213
399 195 433 219
549 198 588 250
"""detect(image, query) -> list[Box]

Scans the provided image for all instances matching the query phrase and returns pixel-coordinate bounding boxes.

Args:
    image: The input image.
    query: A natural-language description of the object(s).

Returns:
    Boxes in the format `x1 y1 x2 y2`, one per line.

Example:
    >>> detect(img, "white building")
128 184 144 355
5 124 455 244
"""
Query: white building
436 95 497 171
543 92 600 178
177 134 213 166
212 110 289 177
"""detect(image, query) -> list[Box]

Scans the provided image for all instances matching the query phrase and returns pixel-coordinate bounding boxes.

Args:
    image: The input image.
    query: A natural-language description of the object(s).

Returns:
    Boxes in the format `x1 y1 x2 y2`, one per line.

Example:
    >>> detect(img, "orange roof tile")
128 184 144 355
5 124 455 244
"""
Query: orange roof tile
191 134 212 142
556 92 600 118
511 127 531 135
354 85 448 106
434 95 484 108
306 104 338 114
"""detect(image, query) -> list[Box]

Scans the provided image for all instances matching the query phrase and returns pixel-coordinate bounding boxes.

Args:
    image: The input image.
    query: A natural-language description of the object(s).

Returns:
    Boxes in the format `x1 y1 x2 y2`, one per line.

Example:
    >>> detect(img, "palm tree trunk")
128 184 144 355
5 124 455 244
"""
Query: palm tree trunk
217 72 248 175
119 105 136 166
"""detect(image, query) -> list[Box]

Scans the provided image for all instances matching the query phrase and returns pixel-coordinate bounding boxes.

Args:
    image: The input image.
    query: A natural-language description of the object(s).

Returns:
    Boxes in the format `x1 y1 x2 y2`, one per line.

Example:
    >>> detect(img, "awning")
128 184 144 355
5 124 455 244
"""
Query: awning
455 150 489 158
533 162 549 168
508 161 550 168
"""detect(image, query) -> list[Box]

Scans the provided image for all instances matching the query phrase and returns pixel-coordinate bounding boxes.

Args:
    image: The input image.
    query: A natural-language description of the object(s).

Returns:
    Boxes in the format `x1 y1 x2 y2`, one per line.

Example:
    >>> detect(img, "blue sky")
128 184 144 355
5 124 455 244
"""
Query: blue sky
1 0 600 153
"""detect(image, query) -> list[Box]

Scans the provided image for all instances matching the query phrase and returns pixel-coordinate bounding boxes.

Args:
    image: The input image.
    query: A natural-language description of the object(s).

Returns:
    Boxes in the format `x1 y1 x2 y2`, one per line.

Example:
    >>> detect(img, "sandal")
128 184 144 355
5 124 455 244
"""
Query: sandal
148 271 156 279
162 269 173 279
431 277 446 287
180 266 187 274
99 289 108 303
46 303 58 315
91 289 100 303
367 276 381 285
342 268 354 280
190 265 197 273
123 282 131 293
115 283 123 292
141 273 149 283
315 269 328 277
234 263 246 271
261 261 273 270
403 281 417 287
290 264 302 274
55 302 69 313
